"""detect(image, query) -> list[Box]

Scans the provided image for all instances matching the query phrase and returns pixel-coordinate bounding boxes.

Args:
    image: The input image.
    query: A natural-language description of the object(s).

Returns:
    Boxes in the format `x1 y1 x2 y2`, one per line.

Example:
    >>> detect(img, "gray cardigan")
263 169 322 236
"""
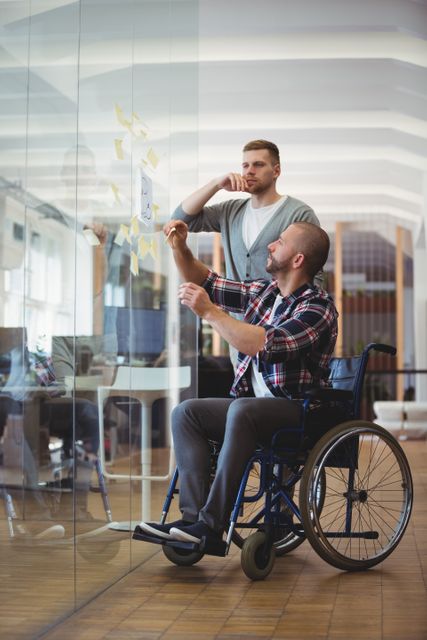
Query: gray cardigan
172 196 319 282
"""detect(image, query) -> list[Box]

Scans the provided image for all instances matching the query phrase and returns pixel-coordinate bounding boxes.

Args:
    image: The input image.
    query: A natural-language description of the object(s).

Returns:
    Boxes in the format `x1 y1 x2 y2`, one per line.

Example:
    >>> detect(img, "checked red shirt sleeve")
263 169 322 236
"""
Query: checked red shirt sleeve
202 269 267 314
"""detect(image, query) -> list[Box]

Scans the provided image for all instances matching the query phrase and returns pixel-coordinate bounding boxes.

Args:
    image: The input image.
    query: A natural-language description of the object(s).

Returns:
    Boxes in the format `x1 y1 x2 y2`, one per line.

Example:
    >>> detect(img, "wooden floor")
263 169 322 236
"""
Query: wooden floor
39 439 427 640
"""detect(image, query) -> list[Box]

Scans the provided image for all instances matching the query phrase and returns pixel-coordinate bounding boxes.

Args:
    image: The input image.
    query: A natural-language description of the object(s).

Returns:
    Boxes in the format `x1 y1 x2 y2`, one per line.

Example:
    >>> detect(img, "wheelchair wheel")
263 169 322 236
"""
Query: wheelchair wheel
300 421 413 571
241 531 275 580
162 544 204 567
231 461 307 556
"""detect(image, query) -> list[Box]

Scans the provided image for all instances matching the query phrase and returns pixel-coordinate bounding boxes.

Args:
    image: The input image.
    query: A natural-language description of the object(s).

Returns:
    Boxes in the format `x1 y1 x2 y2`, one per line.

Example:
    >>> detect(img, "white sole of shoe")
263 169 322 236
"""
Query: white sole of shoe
34 525 65 540
169 527 201 544
137 522 172 540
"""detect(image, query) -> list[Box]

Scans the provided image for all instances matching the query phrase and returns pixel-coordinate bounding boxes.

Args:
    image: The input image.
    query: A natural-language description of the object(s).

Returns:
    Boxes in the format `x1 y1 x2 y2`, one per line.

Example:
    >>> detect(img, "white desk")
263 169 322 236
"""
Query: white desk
97 366 191 529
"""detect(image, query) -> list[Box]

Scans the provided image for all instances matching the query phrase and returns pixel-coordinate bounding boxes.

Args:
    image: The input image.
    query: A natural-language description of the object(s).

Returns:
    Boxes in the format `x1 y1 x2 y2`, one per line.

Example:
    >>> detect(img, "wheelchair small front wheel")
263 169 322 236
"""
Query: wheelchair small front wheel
162 544 204 567
241 531 275 580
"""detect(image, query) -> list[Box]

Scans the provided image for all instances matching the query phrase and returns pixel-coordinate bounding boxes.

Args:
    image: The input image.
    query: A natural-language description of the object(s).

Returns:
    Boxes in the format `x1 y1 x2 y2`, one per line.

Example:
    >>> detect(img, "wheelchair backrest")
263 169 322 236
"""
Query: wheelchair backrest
328 343 396 419
329 356 362 392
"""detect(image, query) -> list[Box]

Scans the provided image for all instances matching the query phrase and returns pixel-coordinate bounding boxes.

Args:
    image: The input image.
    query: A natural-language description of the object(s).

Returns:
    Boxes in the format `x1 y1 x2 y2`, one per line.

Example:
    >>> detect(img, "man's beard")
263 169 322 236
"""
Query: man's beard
247 178 273 195
266 253 292 276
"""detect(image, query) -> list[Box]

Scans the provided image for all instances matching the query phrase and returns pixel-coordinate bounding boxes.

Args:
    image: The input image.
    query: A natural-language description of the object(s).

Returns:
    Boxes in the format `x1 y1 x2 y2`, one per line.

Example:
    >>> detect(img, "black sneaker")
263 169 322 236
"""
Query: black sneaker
135 519 192 540
169 521 222 544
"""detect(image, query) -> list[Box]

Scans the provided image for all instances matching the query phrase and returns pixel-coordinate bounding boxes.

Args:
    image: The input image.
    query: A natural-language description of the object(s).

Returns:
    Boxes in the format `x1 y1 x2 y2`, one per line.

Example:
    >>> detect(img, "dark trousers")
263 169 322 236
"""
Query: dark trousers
172 397 302 532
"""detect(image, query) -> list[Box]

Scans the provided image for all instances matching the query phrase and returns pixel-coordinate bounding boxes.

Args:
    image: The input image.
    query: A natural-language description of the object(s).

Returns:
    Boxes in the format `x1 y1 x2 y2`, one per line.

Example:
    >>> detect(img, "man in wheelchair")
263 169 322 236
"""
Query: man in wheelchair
138 219 338 549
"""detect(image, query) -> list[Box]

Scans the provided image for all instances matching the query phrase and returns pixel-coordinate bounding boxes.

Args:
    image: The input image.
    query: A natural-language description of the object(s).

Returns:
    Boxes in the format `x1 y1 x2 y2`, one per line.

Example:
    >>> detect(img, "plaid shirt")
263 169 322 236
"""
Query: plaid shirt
32 352 63 396
203 271 338 399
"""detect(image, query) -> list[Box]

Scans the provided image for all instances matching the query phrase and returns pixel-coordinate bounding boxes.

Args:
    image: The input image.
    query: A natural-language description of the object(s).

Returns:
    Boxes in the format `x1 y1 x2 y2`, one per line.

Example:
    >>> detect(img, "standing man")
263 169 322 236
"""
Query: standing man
137 219 337 545
172 139 319 283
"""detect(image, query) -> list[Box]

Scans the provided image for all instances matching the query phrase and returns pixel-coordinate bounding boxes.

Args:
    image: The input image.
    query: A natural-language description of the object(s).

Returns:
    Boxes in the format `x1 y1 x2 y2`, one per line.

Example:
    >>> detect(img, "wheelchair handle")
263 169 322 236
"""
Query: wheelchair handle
367 343 396 356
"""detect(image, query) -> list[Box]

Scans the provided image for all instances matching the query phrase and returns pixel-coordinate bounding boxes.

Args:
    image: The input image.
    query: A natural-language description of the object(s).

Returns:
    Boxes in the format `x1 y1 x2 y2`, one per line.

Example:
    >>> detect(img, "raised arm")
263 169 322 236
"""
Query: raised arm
164 219 265 356
178 173 249 216
163 219 209 285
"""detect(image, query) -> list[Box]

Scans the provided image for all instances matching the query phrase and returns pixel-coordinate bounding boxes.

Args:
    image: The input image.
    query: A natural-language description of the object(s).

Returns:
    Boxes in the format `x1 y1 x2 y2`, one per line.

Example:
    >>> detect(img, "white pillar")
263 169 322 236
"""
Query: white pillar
413 174 427 400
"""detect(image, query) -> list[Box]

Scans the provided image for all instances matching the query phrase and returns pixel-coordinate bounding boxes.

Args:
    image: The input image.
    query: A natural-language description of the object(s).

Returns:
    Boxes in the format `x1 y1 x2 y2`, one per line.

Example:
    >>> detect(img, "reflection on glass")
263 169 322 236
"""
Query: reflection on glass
0 0 198 635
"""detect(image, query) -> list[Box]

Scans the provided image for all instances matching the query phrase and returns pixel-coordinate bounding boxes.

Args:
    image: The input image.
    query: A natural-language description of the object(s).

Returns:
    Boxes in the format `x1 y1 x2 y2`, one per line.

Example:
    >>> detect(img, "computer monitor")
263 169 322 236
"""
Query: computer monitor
104 306 166 360
51 335 106 379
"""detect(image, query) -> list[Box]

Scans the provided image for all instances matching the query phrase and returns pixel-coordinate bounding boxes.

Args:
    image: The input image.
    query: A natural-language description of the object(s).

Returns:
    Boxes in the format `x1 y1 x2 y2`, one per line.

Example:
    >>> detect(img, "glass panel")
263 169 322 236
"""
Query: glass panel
0 1 80 636
71 0 199 609
0 0 198 634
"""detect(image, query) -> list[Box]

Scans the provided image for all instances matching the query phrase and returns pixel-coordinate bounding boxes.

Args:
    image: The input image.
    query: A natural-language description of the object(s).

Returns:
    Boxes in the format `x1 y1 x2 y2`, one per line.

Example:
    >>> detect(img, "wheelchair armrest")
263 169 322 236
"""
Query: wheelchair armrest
304 388 353 402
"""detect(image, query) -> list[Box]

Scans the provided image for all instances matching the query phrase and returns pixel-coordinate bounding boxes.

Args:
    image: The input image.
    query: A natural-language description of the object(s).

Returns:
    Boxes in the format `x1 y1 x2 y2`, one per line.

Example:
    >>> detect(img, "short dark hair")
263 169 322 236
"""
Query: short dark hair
291 222 330 279
242 139 280 166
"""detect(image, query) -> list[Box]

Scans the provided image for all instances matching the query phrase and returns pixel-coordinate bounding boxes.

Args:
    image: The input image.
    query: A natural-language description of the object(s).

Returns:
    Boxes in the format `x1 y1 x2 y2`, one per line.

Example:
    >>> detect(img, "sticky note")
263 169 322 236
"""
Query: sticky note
147 147 159 169
115 104 132 131
149 238 157 260
130 216 139 236
138 235 149 259
131 112 148 138
114 224 130 247
135 166 153 226
111 183 121 204
130 251 139 276
121 224 130 243
114 228 125 246
114 138 124 160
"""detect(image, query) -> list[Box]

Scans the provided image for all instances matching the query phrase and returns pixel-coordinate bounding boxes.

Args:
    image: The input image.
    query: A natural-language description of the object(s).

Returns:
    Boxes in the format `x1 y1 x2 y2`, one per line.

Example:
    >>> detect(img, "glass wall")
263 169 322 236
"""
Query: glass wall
0 0 198 636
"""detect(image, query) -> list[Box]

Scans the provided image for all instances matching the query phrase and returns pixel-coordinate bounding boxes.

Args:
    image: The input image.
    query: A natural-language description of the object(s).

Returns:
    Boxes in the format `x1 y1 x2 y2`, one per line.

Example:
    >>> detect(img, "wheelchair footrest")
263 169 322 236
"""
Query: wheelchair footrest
131 530 227 557
132 530 165 546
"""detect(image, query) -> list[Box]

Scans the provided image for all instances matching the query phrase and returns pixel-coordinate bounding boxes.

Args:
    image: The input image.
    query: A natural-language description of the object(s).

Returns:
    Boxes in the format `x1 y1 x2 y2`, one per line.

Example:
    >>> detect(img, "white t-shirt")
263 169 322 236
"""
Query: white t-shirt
242 196 288 250
251 294 284 397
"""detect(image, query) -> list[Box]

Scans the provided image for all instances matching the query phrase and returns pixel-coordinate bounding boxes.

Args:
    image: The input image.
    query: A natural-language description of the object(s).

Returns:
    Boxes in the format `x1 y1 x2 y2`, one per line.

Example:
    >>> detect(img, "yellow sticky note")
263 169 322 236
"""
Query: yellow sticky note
152 203 160 218
147 147 159 169
114 229 125 246
115 104 125 124
120 224 130 244
114 225 130 246
114 139 124 160
130 251 139 276
138 235 149 259
111 183 121 204
149 238 157 260
130 216 139 236
115 104 132 131
131 112 148 138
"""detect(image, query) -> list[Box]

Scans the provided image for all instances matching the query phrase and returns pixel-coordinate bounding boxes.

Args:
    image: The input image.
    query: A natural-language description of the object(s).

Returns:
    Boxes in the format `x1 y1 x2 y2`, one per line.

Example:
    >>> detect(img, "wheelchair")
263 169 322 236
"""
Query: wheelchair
133 343 413 580
1 438 120 562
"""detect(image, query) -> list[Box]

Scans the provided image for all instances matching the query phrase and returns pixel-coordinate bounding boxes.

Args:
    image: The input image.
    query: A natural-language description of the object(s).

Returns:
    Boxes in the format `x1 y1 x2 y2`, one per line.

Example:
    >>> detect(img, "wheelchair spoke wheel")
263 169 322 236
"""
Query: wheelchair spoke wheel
241 531 275 580
231 461 306 556
300 421 413 571
162 544 204 567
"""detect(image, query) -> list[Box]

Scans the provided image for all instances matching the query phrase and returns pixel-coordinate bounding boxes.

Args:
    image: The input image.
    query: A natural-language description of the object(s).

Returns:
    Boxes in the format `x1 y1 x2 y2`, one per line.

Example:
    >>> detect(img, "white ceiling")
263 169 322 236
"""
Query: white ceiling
0 0 426 242
197 0 427 240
